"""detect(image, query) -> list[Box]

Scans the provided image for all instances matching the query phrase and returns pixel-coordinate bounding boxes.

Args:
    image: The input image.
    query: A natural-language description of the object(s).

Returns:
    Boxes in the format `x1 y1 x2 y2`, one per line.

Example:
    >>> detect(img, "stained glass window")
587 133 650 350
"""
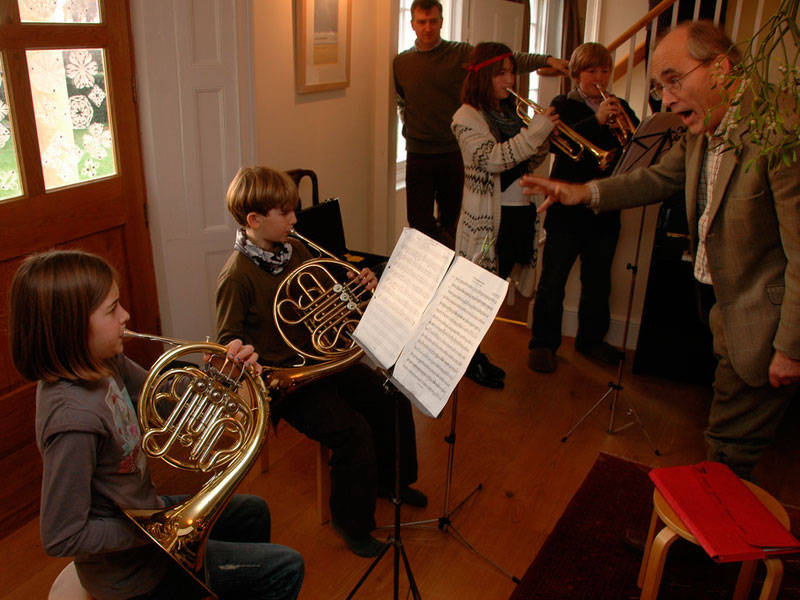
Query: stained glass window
27 48 117 190
18 0 101 24
0 61 23 202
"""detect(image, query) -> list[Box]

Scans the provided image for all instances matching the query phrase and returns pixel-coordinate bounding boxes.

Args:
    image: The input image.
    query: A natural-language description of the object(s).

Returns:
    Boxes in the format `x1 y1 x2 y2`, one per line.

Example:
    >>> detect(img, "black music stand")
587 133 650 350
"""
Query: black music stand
387 383 520 583
346 376 422 600
560 113 685 452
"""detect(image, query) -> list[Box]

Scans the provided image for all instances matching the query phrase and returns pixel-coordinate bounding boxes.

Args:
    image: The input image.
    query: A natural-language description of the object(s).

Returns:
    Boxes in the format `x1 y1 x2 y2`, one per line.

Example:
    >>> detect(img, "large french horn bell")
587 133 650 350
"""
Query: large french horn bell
121 330 269 599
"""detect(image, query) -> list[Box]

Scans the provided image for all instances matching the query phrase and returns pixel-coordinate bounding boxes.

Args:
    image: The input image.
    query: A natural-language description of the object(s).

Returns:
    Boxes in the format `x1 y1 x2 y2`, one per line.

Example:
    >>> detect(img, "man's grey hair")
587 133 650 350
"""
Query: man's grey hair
677 20 742 66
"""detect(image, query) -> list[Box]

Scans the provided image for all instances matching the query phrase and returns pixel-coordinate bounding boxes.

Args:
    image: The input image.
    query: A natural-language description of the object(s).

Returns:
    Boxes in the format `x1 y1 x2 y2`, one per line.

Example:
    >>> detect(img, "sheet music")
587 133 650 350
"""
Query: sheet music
391 257 508 417
352 228 453 369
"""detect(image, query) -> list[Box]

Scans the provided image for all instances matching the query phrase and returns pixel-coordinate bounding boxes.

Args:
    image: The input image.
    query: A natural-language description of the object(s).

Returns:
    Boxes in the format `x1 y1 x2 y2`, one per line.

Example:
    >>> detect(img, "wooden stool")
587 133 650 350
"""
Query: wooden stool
260 435 331 524
638 480 789 600
49 562 94 600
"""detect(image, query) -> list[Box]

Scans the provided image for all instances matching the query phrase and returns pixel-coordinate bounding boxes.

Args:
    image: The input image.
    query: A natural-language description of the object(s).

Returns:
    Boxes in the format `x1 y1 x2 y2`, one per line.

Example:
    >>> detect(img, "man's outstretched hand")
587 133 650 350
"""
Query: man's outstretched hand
521 175 592 213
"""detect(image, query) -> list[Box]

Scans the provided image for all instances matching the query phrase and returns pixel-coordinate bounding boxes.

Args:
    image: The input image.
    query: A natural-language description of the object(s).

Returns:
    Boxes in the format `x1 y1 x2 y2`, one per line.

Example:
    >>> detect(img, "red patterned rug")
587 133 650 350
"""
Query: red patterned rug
510 453 800 599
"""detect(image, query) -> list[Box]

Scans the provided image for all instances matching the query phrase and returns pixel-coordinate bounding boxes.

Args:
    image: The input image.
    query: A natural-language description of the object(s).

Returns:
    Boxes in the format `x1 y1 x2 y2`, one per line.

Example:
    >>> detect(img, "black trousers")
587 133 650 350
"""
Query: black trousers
276 363 418 537
497 204 537 279
530 226 619 351
405 151 463 249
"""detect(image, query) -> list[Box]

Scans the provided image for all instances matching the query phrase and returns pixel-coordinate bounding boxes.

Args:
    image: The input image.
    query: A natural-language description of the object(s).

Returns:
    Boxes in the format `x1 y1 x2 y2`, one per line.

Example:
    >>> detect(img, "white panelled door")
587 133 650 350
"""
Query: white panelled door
130 0 255 341
466 0 525 49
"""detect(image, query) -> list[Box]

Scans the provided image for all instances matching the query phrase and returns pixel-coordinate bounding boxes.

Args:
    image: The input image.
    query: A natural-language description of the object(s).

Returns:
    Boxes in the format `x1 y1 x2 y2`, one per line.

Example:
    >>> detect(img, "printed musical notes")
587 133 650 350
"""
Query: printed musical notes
353 228 508 417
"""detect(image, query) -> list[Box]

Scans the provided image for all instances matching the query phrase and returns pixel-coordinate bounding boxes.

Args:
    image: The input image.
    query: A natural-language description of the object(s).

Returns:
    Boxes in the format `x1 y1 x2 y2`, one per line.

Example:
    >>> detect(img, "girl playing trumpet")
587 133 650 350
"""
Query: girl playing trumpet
451 42 558 388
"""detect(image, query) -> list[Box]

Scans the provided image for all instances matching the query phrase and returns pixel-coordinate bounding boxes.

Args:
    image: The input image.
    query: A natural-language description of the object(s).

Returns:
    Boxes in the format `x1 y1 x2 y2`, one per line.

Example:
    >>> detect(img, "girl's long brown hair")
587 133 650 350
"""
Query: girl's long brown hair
10 250 117 382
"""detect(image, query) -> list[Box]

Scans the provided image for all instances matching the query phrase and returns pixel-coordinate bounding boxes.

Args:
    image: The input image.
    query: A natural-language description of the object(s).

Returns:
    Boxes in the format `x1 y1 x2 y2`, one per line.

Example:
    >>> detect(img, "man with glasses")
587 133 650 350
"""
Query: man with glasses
521 20 800 481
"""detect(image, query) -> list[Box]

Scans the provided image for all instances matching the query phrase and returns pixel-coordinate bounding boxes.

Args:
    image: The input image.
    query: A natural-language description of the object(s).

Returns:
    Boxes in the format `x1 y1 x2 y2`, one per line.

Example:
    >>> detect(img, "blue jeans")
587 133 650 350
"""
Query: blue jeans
133 494 304 600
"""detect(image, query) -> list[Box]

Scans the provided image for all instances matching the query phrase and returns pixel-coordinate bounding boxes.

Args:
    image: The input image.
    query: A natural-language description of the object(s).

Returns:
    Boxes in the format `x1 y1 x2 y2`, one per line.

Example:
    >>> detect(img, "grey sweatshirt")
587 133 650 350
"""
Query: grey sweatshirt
36 355 169 599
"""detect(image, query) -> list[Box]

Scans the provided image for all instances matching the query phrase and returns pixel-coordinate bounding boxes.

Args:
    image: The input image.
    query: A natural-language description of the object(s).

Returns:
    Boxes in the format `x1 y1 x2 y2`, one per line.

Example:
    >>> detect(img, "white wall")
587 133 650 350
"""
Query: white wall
250 1 396 256
595 0 655 349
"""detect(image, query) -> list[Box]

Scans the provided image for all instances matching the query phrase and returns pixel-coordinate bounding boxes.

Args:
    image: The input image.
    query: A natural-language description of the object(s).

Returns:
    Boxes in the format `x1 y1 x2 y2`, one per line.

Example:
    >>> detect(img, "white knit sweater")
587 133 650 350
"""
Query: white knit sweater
451 103 554 273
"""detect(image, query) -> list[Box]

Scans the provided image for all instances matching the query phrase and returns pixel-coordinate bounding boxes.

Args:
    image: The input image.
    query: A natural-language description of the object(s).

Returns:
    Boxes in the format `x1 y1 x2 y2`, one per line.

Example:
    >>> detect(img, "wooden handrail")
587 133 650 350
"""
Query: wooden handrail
607 0 678 52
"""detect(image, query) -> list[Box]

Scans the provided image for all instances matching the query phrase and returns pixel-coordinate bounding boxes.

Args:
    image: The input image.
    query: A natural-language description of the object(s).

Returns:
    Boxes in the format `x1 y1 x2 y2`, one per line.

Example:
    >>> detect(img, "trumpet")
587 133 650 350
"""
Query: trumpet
595 84 637 147
506 87 616 171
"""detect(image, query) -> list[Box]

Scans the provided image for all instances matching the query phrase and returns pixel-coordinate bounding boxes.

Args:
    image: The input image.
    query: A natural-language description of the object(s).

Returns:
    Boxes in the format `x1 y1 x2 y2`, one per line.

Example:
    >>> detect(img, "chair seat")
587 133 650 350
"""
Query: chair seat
49 562 93 600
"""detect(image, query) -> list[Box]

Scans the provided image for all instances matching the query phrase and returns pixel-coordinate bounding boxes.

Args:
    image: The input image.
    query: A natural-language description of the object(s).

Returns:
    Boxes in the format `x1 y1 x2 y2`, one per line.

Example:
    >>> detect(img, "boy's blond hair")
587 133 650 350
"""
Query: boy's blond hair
568 42 612 79
226 166 300 227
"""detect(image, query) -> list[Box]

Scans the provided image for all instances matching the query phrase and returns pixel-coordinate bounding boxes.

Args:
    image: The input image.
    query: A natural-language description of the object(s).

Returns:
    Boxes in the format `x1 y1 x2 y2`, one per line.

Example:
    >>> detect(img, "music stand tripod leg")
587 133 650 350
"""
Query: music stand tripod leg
560 203 660 456
609 388 661 455
560 385 616 442
384 385 520 583
346 381 421 600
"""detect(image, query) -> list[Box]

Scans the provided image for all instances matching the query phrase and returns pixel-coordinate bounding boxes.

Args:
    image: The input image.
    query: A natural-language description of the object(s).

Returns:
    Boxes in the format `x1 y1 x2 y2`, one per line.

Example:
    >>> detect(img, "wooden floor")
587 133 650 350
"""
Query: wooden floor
3 314 799 599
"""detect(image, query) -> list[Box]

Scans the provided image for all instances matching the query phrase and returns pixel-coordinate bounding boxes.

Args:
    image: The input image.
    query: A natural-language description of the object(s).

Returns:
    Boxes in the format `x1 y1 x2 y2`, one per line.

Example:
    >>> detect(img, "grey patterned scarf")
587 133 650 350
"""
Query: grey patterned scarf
234 228 293 275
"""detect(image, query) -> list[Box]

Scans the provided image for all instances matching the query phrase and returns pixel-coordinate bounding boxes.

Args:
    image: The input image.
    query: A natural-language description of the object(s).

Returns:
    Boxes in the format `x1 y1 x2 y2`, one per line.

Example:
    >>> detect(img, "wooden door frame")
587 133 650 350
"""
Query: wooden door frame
0 0 160 538
0 0 159 338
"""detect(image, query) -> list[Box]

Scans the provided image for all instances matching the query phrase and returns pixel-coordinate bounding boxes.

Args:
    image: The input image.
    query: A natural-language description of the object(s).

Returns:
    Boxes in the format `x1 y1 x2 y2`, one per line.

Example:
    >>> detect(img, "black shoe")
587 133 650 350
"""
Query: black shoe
576 341 624 365
378 486 428 508
478 352 505 380
332 522 385 558
528 347 556 373
465 355 504 389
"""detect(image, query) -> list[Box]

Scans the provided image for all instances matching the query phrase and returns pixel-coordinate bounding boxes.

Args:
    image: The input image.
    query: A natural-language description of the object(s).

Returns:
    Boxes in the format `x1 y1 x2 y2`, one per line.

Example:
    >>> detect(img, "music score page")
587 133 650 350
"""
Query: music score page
352 228 508 417
352 228 453 370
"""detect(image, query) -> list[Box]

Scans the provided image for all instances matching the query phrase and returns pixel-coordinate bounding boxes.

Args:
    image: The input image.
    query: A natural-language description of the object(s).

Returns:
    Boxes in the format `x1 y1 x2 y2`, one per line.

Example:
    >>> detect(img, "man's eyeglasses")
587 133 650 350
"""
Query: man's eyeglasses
650 60 711 101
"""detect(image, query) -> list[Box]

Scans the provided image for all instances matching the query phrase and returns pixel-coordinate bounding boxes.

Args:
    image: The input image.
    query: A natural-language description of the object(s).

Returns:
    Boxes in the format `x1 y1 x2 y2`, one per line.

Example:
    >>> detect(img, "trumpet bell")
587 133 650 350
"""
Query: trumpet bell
595 84 637 148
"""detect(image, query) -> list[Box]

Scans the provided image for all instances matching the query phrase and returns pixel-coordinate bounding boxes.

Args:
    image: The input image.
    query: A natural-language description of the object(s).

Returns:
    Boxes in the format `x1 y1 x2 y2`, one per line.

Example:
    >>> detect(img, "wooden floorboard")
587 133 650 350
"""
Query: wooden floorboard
2 316 799 599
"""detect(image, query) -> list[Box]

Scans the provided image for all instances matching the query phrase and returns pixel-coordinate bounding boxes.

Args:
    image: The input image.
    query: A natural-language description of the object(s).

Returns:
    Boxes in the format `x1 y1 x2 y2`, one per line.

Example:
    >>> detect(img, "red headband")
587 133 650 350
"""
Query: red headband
466 51 512 72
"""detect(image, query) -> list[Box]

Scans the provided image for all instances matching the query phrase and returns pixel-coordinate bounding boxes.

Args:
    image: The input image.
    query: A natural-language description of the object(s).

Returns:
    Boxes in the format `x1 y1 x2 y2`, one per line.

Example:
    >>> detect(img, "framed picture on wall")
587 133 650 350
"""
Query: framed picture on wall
295 0 352 93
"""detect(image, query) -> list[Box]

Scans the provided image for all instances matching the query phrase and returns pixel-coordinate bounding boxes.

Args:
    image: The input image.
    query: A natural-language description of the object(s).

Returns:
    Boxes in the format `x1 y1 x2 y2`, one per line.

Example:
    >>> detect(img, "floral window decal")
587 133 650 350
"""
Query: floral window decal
27 48 117 190
0 60 23 202
18 0 101 24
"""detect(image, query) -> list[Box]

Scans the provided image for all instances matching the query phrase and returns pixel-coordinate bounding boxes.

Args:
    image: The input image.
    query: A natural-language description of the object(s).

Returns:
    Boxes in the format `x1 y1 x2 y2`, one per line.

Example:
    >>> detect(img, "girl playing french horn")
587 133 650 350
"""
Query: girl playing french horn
10 249 303 600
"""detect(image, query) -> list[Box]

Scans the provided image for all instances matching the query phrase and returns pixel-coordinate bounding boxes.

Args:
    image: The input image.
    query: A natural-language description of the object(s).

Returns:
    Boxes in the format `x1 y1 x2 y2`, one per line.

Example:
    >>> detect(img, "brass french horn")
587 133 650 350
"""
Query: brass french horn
121 331 268 598
506 87 617 170
273 229 370 363
120 233 373 597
